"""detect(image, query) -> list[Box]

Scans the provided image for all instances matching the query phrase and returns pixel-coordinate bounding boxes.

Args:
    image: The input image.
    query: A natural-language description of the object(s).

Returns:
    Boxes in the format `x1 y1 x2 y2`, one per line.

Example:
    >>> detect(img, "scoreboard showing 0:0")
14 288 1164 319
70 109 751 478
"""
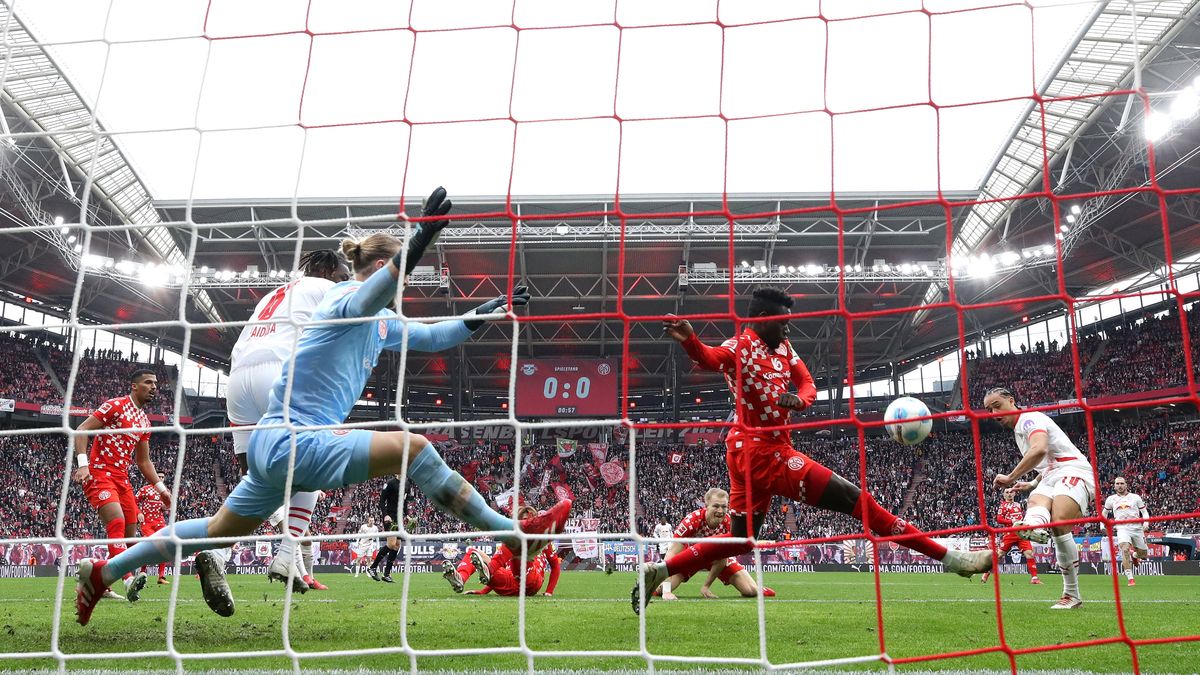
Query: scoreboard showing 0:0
514 358 618 417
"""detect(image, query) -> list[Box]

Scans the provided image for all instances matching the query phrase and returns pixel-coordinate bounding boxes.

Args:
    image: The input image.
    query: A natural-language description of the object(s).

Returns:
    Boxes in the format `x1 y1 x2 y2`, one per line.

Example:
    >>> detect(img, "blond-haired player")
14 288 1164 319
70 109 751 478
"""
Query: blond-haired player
657 488 775 600
1103 477 1150 587
984 387 1094 610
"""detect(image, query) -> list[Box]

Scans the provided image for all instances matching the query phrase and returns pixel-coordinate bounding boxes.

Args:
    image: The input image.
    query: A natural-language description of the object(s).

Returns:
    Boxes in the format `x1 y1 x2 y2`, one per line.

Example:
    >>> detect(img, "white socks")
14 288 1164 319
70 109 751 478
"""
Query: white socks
1053 533 1080 598
1024 505 1051 529
275 490 321 567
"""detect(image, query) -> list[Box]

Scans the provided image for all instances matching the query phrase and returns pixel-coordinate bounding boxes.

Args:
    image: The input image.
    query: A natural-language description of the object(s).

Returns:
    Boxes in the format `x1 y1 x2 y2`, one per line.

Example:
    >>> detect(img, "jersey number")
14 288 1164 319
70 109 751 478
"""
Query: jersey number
257 284 293 320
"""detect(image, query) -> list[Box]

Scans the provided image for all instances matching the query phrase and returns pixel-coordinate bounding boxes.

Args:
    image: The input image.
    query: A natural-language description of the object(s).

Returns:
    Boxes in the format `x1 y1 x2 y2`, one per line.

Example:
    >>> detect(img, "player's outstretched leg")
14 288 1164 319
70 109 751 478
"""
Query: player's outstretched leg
194 550 235 617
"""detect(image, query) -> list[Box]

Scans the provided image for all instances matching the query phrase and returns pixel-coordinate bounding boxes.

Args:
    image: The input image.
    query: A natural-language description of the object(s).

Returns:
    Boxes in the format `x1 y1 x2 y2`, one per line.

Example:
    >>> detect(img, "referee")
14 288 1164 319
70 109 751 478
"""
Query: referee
368 475 402 582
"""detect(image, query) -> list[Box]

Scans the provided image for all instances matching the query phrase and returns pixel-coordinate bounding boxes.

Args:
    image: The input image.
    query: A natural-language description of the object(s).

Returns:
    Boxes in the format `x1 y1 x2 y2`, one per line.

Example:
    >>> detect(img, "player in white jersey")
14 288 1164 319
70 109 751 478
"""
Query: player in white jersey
1103 477 1150 587
201 250 350 593
652 519 673 560
985 387 1095 610
349 517 381 577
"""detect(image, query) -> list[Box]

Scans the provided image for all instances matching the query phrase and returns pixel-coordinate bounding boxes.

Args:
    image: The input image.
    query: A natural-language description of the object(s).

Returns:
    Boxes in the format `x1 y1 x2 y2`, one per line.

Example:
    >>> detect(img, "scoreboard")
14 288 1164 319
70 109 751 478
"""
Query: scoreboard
514 358 618 417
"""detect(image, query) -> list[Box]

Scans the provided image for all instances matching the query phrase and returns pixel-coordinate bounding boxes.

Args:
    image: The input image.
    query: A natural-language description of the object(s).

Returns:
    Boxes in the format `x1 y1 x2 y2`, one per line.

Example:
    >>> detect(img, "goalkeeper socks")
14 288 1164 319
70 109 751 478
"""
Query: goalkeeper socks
664 534 753 579
852 491 948 561
275 491 320 562
102 518 211 587
383 547 398 576
1052 532 1080 597
407 443 513 535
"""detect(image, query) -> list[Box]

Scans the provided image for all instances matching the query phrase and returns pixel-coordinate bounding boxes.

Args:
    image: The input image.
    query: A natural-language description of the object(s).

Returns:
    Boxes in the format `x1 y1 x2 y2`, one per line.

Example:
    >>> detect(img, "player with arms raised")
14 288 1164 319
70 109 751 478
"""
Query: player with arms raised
981 487 1041 585
75 188 571 625
71 369 171 603
197 249 350 594
1103 477 1150 587
658 489 774 600
634 288 992 613
985 387 1095 609
134 483 171 585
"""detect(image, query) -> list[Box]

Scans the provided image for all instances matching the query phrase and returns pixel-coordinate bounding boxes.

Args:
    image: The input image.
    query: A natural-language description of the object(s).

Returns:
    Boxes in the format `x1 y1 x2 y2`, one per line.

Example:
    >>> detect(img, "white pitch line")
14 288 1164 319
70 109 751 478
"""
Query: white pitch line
7 597 1198 605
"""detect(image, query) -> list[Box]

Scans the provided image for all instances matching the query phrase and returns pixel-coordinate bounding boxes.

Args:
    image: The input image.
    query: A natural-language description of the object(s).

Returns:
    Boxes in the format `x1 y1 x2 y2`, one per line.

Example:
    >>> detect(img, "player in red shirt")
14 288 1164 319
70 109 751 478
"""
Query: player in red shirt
71 369 172 603
982 487 1041 584
442 506 561 597
657 488 775 600
633 288 993 613
134 484 171 585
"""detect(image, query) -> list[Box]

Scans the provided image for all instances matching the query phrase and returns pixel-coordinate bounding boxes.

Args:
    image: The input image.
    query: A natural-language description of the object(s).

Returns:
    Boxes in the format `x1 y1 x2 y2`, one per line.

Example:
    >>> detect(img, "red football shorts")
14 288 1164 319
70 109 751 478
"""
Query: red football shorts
83 474 140 523
680 558 745 585
487 556 544 597
999 533 1034 553
140 517 166 538
726 437 833 516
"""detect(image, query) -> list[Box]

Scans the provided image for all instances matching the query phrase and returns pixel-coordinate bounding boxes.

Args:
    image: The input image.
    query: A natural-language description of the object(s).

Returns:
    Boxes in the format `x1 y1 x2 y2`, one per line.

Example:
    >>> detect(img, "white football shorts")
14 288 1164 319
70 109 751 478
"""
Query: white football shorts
1115 525 1147 551
227 361 283 456
1031 470 1095 516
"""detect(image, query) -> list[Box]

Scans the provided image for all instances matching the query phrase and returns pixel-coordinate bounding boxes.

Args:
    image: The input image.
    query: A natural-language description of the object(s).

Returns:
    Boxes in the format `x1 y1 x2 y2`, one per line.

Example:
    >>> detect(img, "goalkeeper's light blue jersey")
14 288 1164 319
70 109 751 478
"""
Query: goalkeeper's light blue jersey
264 279 471 427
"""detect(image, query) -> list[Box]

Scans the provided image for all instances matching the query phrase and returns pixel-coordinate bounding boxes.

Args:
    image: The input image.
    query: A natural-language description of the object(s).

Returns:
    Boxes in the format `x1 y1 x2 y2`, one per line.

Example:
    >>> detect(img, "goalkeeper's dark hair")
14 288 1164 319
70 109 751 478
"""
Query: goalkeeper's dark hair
747 286 794 317
340 233 402 274
129 368 155 383
298 249 344 279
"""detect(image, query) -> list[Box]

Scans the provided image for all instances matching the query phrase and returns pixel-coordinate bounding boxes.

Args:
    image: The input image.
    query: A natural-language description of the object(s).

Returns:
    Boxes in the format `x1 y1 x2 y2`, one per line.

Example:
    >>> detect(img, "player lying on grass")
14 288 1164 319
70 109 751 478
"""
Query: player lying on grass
981 487 1041 585
655 488 775 600
633 287 993 614
71 369 172 603
1103 476 1150 587
985 386 1094 610
74 187 571 625
442 508 561 597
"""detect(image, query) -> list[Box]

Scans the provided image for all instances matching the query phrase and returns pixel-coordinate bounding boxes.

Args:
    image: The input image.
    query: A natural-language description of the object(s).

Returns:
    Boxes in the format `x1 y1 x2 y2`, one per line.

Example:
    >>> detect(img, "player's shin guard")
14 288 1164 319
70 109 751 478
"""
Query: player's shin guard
852 491 948 561
663 534 752 580
1053 532 1080 598
101 518 212 587
407 443 513 535
275 491 320 562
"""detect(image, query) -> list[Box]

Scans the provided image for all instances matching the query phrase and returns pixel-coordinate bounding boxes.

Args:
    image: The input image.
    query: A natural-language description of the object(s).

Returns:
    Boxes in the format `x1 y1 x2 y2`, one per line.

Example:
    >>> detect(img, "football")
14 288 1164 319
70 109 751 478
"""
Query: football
884 396 933 446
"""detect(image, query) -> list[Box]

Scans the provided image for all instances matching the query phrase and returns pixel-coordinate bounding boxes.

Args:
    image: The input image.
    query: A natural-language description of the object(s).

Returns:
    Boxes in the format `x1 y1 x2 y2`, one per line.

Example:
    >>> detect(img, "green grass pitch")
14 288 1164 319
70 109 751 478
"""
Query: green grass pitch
0 571 1196 673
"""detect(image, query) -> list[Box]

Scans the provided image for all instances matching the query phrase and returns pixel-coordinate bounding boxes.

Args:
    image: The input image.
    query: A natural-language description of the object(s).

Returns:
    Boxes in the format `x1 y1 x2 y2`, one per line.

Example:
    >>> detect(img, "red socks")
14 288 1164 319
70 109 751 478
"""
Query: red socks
663 534 754 579
105 518 132 580
852 492 948 561
1026 558 1038 577
457 548 477 582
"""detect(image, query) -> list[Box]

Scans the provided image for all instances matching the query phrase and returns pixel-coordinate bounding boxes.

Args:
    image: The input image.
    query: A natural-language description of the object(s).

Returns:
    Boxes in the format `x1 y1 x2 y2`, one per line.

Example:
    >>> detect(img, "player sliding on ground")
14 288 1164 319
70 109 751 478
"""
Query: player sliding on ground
633 287 993 614
984 387 1095 610
443 507 561 597
74 187 571 625
198 249 350 594
1103 477 1150 587
981 487 1041 585
71 369 172 603
656 488 775 601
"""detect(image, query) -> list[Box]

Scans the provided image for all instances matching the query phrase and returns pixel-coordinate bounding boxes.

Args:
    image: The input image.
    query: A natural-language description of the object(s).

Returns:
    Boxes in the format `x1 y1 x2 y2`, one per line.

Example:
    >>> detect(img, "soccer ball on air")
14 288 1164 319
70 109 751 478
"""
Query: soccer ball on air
884 396 933 446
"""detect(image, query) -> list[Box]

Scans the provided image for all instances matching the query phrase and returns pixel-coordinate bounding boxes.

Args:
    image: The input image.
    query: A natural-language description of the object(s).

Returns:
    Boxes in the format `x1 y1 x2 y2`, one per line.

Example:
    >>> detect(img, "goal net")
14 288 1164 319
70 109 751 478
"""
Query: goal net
0 0 1198 672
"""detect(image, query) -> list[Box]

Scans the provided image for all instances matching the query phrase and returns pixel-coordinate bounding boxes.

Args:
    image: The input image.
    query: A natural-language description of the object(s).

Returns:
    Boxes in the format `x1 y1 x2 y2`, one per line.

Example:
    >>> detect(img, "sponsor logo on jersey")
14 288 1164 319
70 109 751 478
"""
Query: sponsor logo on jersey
786 455 805 471
521 363 537 376
378 320 388 340
98 491 111 501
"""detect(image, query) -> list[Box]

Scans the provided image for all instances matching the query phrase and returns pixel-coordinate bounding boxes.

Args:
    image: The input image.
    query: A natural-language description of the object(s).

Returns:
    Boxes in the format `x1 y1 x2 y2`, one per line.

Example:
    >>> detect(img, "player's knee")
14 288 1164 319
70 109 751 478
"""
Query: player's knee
405 432 430 454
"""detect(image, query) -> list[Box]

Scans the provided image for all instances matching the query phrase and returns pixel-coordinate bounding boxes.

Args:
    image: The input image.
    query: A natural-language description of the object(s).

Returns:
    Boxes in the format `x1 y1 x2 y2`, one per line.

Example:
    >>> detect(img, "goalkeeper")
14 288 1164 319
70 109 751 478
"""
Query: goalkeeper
74 187 573 625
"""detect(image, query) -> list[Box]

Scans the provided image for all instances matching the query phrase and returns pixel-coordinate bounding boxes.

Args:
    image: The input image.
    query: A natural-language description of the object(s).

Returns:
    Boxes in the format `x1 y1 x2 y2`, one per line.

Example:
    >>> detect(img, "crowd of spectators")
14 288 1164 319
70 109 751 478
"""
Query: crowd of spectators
0 333 61 404
966 338 1096 407
1085 308 1198 396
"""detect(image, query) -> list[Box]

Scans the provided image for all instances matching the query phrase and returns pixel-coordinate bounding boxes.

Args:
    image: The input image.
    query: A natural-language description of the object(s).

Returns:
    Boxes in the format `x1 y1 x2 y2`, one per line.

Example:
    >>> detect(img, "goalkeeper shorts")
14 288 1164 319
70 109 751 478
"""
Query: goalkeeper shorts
224 423 372 519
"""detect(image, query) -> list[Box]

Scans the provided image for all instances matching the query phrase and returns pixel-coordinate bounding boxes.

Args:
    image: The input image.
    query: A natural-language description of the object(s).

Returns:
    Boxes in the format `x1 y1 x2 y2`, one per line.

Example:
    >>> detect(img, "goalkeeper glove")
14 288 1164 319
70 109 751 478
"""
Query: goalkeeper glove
392 186 453 275
464 285 530 331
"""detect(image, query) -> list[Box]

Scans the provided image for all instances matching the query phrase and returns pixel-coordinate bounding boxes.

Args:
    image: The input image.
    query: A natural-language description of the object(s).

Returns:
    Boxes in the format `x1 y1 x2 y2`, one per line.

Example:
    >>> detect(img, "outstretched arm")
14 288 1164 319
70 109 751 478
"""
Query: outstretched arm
664 316 736 372
386 320 473 353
